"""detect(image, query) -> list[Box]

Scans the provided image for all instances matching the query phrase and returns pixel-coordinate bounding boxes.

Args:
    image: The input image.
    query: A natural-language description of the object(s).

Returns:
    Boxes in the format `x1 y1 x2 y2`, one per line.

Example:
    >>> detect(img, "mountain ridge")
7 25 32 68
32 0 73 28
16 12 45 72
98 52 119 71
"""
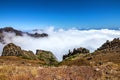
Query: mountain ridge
0 27 48 44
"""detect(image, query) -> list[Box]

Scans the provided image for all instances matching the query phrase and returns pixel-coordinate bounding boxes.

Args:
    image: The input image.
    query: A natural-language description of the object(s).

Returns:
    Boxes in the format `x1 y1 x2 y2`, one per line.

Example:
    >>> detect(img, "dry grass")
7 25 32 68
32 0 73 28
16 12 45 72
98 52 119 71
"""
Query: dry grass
0 55 119 80
0 63 119 80
0 64 39 80
0 64 102 80
60 52 120 67
0 56 45 66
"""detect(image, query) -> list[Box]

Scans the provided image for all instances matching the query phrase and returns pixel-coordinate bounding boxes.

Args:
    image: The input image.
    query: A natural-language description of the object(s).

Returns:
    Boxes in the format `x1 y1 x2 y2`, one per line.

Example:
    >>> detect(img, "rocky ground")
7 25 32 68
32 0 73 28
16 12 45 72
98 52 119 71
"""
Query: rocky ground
0 63 119 80
0 33 120 80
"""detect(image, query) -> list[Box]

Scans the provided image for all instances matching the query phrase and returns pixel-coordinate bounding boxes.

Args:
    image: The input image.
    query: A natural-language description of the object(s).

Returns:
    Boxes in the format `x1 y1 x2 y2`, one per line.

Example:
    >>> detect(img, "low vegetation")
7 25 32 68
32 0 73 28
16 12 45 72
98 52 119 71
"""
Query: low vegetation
0 38 120 80
0 65 39 80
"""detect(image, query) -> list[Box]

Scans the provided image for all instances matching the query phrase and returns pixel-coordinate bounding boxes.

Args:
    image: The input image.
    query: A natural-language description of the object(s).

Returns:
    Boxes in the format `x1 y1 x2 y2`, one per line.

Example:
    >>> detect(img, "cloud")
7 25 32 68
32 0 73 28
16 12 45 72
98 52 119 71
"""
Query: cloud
0 27 120 61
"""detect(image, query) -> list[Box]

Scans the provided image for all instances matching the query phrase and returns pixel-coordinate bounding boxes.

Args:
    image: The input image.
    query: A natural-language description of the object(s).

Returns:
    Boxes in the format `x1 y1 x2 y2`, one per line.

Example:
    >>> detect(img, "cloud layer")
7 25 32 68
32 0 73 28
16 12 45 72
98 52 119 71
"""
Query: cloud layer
0 27 120 61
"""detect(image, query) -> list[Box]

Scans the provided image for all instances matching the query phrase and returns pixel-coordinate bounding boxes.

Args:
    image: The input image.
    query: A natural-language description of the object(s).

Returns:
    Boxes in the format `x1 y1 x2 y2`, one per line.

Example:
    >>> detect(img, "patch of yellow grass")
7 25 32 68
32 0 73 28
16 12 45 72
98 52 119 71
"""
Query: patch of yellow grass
0 64 39 80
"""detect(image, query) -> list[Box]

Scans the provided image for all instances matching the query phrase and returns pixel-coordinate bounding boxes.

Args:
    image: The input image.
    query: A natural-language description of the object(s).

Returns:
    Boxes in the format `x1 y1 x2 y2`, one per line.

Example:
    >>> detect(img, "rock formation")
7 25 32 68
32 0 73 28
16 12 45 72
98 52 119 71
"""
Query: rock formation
2 43 37 60
1 38 120 80
2 43 22 56
36 50 58 65
63 47 89 60
61 38 120 66
2 43 58 65
21 50 37 60
96 38 120 53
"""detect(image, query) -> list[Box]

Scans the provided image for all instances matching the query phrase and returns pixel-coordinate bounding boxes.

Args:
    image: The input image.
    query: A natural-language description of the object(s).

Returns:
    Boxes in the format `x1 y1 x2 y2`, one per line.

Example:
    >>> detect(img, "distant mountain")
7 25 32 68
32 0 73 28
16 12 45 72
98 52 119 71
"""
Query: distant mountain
0 27 23 36
0 27 48 44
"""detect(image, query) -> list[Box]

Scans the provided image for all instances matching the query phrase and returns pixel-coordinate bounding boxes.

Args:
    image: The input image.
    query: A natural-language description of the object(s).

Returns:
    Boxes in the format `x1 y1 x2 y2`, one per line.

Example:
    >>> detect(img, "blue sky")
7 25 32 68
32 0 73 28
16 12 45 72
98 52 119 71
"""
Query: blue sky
0 0 120 30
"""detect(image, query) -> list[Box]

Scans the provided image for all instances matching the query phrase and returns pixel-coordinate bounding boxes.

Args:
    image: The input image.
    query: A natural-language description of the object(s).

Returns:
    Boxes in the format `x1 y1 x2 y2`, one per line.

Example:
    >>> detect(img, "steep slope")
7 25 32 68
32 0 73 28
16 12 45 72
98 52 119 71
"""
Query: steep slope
60 38 120 66
90 38 120 65
0 38 120 80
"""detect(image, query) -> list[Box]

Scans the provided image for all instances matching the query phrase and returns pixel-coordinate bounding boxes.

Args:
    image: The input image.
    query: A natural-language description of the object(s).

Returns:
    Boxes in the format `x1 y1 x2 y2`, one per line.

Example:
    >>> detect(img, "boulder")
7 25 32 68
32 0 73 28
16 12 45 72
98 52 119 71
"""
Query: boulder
2 43 22 56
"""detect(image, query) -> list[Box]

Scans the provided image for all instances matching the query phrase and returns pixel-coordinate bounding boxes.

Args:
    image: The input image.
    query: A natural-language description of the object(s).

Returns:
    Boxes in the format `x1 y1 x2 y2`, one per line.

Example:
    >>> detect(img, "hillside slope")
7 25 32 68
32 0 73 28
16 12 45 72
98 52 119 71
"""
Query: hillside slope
60 38 120 66
0 38 120 80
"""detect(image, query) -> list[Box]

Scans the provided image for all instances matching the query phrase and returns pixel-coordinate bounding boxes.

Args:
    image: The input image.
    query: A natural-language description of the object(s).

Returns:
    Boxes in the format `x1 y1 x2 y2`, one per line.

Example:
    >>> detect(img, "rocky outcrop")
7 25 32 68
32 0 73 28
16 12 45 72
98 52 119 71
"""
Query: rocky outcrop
21 50 37 60
2 43 22 56
63 47 89 60
2 43 58 65
96 38 120 53
2 43 37 60
61 38 120 66
36 50 58 65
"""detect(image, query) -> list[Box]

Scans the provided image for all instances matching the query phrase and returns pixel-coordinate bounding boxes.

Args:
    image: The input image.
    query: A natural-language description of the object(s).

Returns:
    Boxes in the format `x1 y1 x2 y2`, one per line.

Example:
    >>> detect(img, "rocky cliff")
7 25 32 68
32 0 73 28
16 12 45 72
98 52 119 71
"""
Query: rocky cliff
2 43 22 56
36 50 58 65
63 47 89 60
2 43 37 60
96 38 120 53
2 43 58 65
60 38 120 66
0 38 120 80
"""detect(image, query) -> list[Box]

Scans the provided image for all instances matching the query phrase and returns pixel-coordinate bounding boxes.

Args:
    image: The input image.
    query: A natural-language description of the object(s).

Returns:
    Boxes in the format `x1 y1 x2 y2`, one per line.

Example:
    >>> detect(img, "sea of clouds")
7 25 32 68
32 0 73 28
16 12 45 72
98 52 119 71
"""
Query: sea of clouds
0 27 120 61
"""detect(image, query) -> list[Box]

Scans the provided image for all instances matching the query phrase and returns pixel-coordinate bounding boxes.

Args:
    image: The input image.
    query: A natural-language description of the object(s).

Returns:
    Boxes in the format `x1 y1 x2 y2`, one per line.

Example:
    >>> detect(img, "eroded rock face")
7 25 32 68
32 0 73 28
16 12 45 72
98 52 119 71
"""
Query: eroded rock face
63 47 89 60
2 43 37 60
2 43 58 65
2 43 22 56
96 38 120 53
21 50 37 60
72 47 89 54
36 50 58 65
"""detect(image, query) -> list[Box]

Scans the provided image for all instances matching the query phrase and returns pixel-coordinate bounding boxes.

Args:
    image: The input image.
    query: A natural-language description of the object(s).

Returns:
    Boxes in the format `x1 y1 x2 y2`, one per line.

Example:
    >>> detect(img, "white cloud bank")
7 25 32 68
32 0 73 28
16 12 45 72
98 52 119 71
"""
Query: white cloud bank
0 27 120 61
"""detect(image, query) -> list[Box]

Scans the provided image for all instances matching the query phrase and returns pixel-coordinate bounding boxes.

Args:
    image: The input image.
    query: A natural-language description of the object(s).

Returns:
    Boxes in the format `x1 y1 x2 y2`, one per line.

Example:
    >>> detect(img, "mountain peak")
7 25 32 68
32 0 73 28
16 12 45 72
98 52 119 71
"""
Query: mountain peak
96 38 120 53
